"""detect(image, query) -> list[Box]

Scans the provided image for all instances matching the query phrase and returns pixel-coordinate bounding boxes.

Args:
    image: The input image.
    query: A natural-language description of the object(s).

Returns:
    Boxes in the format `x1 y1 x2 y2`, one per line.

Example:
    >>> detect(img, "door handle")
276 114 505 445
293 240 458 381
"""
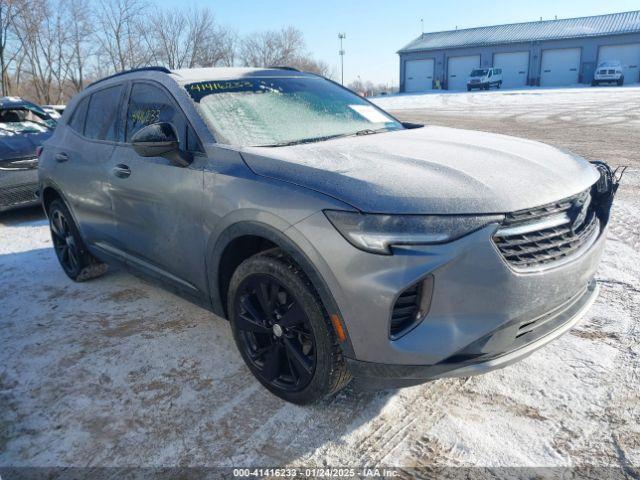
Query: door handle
54 152 69 163
112 164 131 178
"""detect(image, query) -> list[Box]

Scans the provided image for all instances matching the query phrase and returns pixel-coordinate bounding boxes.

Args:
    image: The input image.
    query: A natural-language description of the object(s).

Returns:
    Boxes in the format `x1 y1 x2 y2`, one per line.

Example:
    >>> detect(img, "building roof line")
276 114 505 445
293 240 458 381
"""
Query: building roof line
399 10 640 54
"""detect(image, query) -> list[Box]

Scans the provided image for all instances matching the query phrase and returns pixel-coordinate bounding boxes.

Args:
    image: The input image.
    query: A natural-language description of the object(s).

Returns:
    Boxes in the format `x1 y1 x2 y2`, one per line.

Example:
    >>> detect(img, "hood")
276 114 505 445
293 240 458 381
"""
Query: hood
0 129 52 160
240 126 599 214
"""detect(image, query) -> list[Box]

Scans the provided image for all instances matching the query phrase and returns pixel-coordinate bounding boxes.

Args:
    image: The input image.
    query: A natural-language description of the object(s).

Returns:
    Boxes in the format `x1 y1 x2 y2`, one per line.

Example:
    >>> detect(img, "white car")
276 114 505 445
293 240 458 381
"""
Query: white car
467 67 502 91
592 61 624 86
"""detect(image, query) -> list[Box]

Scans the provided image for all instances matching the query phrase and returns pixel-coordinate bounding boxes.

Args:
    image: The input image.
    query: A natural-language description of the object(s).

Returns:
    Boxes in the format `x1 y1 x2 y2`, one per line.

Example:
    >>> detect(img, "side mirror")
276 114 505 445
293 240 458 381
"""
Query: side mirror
131 122 191 167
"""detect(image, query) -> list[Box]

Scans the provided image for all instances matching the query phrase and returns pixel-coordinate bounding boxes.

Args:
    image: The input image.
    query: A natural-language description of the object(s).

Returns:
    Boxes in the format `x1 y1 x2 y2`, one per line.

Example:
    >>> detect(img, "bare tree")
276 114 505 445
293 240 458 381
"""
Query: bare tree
191 19 237 67
0 0 27 95
67 0 93 92
95 0 149 73
3 3 332 102
13 0 75 103
143 7 237 69
240 26 330 76
240 26 305 67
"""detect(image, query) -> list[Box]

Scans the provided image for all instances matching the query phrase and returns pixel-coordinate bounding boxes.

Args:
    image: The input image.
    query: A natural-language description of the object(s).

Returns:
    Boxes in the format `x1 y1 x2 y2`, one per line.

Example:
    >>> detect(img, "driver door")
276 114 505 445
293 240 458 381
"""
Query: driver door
107 81 207 295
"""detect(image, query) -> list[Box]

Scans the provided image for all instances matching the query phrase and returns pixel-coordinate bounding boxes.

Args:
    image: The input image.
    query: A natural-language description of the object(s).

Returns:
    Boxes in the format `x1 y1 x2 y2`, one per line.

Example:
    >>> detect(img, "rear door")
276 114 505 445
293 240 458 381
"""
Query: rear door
47 84 125 245
107 81 207 294
447 55 480 90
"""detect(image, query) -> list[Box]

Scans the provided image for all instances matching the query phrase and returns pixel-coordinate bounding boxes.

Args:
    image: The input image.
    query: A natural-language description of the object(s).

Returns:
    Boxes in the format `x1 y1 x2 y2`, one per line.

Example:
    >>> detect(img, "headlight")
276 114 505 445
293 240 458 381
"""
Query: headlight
324 210 502 255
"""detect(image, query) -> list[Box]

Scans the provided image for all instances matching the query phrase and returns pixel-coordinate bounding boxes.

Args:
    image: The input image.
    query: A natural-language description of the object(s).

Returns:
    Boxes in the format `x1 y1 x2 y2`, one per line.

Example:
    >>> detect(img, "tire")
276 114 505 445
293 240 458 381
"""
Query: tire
467 86 471 91
228 249 351 404
617 77 624 86
48 199 108 281
484 84 490 90
591 80 597 87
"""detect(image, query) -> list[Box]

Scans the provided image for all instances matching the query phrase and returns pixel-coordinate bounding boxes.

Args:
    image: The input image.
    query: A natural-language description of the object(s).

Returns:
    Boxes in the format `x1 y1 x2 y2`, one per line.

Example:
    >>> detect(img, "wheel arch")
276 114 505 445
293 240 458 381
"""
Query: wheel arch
41 184 63 214
207 220 355 357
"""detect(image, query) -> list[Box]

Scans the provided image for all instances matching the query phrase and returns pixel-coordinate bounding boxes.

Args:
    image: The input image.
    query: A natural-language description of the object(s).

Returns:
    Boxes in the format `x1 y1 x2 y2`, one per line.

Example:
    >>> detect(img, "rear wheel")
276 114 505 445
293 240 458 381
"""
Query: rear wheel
228 250 351 404
48 199 107 281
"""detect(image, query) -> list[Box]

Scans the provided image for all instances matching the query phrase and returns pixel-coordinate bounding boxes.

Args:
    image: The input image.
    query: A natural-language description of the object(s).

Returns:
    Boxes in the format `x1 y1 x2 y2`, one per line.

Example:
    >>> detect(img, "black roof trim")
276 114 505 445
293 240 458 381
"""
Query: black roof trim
87 66 171 88
267 66 301 71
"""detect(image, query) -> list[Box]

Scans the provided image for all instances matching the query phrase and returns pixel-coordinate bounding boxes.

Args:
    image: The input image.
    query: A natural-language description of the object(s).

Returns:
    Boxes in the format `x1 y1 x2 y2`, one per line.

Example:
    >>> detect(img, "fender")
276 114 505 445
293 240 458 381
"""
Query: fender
207 220 356 357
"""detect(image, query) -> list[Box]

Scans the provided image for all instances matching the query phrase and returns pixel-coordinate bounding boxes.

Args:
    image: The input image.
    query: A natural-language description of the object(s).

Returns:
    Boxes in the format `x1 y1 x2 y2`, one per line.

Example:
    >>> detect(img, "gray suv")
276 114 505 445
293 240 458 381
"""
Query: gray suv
39 67 617 404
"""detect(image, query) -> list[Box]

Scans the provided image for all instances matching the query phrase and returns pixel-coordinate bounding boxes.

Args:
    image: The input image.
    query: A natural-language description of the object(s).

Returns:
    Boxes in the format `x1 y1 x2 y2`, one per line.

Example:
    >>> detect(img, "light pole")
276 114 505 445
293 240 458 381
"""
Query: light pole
338 33 346 85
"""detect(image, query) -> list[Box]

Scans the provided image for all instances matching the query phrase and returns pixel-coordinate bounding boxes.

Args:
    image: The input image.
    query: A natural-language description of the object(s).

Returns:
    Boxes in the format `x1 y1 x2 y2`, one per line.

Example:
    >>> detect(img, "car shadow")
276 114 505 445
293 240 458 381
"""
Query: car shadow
0 205 46 226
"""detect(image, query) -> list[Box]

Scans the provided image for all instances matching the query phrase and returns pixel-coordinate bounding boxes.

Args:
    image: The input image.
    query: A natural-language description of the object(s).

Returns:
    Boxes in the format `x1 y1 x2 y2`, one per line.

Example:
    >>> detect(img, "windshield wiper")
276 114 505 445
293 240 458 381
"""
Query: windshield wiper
353 127 389 136
261 128 391 147
260 132 353 147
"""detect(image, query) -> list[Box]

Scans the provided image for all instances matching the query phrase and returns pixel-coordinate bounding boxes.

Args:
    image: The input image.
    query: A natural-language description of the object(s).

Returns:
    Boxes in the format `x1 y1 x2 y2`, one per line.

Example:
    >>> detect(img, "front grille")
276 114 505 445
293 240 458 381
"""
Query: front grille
0 183 39 208
390 282 422 338
493 189 600 269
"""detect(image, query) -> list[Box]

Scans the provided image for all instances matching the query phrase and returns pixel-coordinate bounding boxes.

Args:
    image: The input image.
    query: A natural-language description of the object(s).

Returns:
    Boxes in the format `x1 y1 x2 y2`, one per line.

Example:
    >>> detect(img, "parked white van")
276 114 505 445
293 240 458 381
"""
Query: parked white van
467 68 503 91
592 61 624 86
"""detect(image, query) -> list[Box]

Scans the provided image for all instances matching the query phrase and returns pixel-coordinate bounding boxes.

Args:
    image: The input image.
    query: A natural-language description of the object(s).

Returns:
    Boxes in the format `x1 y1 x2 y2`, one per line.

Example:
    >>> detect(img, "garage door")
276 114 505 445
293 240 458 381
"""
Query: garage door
598 44 640 83
447 55 480 91
540 48 581 87
494 51 529 88
405 59 435 92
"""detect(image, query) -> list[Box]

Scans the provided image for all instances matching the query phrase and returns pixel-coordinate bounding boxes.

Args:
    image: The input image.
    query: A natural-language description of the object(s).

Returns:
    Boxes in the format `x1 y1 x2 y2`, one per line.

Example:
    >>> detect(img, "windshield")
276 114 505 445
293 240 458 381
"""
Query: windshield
0 107 55 134
185 77 402 147
470 69 488 77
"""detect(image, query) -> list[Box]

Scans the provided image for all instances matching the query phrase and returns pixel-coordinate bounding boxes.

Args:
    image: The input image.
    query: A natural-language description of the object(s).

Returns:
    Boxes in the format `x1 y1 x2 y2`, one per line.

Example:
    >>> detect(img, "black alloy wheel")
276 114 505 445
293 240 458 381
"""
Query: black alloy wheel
50 206 82 277
48 199 107 281
233 273 316 392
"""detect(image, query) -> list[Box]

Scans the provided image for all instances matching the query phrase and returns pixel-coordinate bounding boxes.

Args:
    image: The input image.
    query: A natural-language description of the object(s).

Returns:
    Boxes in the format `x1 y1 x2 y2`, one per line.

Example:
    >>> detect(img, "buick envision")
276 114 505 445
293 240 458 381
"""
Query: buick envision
39 67 617 403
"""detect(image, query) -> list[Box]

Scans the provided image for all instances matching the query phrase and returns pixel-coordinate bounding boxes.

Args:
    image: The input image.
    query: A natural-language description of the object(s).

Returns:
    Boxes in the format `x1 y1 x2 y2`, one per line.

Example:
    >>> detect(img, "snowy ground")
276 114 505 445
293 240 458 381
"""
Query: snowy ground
1 87 639 473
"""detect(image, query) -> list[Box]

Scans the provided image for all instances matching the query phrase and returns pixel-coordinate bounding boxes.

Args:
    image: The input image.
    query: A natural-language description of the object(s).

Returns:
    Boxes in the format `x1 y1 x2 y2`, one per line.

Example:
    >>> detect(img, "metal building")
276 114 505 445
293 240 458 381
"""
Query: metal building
398 11 640 92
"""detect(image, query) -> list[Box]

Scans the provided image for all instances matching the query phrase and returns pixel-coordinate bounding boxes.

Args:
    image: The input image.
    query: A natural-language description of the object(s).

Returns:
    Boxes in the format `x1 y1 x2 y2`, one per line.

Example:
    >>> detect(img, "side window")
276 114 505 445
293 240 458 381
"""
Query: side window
68 96 89 134
126 83 190 147
84 84 125 141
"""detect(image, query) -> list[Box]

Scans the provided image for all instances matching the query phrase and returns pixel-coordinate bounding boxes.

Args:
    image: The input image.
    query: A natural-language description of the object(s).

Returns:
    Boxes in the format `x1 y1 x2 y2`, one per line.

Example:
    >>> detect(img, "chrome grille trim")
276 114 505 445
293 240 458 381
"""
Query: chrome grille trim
493 189 600 270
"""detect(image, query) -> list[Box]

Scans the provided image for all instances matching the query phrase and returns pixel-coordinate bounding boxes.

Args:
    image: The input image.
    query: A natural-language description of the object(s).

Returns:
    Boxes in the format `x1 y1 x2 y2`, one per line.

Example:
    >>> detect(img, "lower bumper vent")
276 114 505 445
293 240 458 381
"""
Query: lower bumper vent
390 275 434 339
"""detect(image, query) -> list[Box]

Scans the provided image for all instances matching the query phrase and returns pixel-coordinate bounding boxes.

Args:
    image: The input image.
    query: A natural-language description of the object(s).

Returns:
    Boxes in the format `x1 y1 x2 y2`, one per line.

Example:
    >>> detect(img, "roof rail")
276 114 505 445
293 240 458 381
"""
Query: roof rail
87 66 171 88
267 66 301 71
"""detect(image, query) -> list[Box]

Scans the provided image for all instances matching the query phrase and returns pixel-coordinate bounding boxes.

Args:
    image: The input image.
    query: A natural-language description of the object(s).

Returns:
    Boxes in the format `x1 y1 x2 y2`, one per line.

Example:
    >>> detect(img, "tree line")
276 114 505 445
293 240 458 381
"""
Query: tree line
0 0 331 104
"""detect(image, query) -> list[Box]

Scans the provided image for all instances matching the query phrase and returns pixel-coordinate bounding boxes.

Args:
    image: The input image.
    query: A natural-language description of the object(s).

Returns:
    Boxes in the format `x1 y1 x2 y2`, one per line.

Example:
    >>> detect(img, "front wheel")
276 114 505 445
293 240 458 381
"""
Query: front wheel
228 250 351 404
48 199 107 281
617 77 624 86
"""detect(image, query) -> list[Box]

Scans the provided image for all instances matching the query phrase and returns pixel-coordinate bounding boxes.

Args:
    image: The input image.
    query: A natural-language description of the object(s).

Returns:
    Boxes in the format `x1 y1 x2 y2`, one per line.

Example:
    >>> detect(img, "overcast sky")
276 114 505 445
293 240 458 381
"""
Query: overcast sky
158 0 640 85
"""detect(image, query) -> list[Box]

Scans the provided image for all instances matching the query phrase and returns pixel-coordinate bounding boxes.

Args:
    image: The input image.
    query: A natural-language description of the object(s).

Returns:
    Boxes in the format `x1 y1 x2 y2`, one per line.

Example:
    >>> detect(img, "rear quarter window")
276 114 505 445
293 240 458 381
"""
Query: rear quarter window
68 96 89 134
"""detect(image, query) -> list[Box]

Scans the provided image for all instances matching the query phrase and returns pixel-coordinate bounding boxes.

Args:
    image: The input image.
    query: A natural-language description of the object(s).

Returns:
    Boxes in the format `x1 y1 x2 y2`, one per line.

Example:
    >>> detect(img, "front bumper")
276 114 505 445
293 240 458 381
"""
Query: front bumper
291 207 607 368
593 76 621 82
346 279 598 388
